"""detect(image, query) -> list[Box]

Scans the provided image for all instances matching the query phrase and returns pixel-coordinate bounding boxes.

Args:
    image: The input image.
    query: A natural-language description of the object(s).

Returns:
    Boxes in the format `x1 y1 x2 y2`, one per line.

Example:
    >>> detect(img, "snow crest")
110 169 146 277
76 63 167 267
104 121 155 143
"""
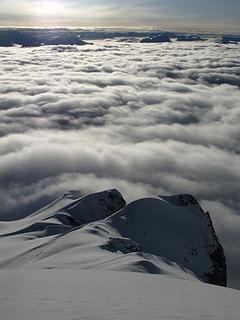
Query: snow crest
0 189 226 286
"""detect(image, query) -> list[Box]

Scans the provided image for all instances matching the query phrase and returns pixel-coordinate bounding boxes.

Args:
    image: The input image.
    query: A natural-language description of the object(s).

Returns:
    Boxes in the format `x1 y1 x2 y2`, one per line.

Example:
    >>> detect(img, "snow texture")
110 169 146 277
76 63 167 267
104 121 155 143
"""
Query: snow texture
0 269 239 320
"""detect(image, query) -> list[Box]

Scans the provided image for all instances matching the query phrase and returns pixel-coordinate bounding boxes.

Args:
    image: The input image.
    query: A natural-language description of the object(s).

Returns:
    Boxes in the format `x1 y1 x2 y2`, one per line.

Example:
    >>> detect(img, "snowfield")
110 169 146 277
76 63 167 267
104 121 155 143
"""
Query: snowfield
1 269 240 320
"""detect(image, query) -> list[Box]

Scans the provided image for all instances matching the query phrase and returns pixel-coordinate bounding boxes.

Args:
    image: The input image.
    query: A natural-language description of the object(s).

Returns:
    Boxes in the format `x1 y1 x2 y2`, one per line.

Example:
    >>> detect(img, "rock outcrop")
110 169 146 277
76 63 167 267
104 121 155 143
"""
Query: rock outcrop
217 35 240 44
160 194 227 286
63 189 126 225
140 34 171 43
0 30 91 47
176 35 204 41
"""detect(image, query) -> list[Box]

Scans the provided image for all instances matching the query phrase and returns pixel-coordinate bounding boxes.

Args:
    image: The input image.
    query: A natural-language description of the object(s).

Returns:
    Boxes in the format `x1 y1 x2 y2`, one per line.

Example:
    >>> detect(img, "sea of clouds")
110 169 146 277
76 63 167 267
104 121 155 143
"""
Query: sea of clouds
0 39 239 287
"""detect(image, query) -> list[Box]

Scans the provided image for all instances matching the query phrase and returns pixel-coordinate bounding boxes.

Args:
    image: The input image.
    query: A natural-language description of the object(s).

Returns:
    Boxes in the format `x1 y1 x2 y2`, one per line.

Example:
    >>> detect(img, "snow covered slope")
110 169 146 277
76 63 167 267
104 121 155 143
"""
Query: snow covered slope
0 189 125 237
1 269 239 320
0 189 226 286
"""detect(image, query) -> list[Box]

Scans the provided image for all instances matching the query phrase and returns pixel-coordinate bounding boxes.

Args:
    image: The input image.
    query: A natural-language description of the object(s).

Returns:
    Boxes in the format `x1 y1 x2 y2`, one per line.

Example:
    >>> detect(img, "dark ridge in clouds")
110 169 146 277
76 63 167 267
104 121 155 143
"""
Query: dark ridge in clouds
0 29 207 47
0 39 240 288
0 29 93 47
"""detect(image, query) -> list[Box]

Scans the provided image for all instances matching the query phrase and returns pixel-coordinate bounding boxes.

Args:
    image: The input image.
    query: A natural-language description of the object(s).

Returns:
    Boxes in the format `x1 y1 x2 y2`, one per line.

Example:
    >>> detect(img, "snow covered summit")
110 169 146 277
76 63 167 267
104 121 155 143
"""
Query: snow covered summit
0 189 226 287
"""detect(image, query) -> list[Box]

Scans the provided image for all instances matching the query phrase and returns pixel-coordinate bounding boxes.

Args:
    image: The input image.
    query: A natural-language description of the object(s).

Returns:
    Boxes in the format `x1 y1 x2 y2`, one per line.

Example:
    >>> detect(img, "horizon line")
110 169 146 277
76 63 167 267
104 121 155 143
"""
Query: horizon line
0 25 239 35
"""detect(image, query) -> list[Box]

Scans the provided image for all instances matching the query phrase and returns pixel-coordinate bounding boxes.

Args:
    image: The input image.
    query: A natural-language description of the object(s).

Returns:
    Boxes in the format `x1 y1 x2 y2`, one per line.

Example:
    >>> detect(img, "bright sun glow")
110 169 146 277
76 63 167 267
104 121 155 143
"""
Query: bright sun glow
36 1 65 16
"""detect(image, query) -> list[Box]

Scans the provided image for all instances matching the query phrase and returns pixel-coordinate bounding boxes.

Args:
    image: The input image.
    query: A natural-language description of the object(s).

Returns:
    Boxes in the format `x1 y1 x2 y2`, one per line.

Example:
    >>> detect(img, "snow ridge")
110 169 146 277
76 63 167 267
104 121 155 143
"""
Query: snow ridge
0 189 226 286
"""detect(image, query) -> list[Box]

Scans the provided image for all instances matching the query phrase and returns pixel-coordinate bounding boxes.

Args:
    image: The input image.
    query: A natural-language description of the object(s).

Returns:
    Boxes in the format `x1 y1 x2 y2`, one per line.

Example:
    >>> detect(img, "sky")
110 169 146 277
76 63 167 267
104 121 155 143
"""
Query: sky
0 0 240 31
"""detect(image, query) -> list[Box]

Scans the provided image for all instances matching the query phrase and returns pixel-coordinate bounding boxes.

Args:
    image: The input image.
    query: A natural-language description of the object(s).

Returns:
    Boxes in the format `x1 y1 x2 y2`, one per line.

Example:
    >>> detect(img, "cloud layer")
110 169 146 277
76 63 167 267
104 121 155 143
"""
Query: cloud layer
0 40 240 288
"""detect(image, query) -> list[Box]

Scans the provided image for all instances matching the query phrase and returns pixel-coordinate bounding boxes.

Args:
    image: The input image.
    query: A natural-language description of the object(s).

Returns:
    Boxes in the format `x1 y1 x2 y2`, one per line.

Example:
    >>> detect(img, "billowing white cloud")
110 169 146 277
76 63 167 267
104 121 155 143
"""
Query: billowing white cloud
0 39 240 288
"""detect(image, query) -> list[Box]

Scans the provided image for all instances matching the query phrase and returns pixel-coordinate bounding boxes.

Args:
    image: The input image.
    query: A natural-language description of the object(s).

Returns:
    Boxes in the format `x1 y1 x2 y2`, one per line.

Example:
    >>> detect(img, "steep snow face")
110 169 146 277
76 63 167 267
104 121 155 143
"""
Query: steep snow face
64 189 126 224
30 188 126 224
103 195 226 286
0 189 125 238
0 189 226 287
159 194 226 286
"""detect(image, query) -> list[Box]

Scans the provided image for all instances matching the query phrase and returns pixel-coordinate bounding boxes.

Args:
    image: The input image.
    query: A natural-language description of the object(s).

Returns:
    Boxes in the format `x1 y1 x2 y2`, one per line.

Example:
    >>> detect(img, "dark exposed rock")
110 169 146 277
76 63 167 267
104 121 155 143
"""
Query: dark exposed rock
0 30 40 47
100 237 143 254
217 35 240 44
177 34 205 41
0 29 91 47
161 193 199 206
161 194 227 287
63 189 126 224
205 212 227 287
140 34 171 43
